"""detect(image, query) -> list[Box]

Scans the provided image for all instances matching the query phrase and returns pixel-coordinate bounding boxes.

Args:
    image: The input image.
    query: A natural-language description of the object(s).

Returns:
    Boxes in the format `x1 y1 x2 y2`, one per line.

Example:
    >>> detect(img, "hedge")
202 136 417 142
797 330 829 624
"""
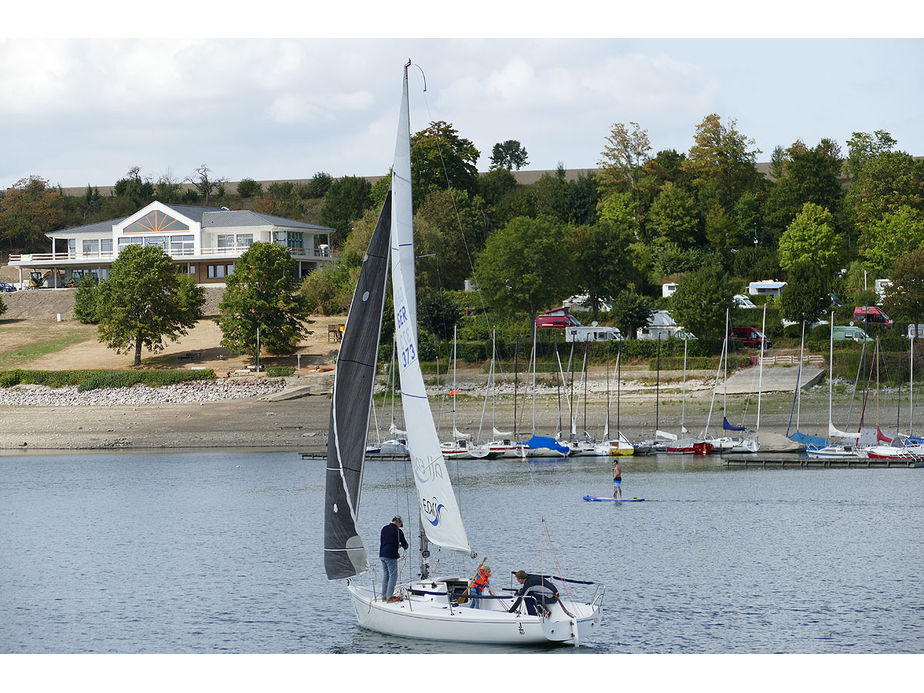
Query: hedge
0 369 216 391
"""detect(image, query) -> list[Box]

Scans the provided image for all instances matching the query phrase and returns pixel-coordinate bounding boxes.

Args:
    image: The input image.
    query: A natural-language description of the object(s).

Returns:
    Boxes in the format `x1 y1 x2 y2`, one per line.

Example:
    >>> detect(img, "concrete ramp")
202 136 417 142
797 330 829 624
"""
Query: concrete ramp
724 365 824 395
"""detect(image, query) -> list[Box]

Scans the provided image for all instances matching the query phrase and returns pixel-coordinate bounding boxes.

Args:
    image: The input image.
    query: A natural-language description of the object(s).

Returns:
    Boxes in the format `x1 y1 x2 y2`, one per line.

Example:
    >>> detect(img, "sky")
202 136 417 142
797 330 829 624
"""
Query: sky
2 4 922 191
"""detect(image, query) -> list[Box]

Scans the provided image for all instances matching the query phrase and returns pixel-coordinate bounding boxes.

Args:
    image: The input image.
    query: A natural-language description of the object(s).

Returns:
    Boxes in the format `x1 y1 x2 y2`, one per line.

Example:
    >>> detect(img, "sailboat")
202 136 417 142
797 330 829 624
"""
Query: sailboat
594 345 635 456
324 63 603 644
805 314 867 460
440 326 493 459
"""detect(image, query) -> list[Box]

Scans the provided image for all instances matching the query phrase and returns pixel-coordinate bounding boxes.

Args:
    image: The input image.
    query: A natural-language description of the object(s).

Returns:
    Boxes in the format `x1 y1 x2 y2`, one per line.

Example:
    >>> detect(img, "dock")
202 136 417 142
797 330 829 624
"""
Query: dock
300 451 409 461
722 454 920 468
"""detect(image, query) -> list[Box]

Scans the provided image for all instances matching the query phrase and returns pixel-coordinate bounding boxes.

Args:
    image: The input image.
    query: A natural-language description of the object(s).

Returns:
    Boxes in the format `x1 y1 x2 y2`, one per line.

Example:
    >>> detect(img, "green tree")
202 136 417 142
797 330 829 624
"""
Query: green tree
609 288 654 340
530 167 570 223
845 150 924 234
418 290 462 342
597 192 641 240
413 188 487 292
683 114 762 210
473 215 569 322
411 121 480 200
0 176 67 252
565 173 599 225
780 259 829 325
113 167 154 207
478 168 518 207
859 205 924 273
217 242 308 360
320 175 373 241
73 274 101 324
490 140 529 170
0 293 6 318
154 173 183 204
883 248 924 329
306 172 333 198
704 201 737 254
96 245 204 366
844 129 897 180
237 178 263 199
597 121 651 199
670 264 736 343
648 182 700 246
566 223 635 319
778 202 841 277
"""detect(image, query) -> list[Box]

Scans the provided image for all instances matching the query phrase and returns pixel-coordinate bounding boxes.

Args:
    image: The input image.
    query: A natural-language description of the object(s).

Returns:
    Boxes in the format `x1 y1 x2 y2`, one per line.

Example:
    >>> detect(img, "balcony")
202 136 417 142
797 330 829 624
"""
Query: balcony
8 245 332 266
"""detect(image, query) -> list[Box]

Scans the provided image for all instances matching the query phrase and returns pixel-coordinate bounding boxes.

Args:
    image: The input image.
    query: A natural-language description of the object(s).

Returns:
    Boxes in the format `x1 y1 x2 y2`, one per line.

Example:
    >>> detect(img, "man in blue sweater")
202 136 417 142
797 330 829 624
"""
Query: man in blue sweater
379 516 408 602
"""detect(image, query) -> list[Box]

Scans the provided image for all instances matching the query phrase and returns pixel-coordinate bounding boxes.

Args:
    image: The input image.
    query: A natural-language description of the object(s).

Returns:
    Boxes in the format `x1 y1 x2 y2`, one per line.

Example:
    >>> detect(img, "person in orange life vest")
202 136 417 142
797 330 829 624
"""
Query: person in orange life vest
468 565 492 609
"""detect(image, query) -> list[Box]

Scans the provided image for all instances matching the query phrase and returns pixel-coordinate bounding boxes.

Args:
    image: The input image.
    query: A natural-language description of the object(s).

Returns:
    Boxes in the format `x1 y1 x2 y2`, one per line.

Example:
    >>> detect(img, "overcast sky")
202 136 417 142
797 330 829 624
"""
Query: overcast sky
3 6 922 190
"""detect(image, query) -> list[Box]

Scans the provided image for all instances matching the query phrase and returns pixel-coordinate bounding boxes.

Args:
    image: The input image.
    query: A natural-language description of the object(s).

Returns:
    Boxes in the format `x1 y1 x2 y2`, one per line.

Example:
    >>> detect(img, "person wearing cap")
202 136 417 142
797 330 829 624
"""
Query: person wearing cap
379 516 408 602
508 570 559 616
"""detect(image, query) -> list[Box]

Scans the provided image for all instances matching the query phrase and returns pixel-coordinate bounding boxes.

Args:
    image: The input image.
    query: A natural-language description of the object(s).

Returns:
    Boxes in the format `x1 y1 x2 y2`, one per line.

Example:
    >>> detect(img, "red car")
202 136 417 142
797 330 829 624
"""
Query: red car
726 326 771 348
853 306 893 328
535 307 581 329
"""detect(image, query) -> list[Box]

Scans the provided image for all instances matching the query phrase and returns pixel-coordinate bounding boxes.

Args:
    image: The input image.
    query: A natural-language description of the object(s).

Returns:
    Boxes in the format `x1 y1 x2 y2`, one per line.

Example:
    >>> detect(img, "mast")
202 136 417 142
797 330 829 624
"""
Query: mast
756 304 767 431
680 334 688 434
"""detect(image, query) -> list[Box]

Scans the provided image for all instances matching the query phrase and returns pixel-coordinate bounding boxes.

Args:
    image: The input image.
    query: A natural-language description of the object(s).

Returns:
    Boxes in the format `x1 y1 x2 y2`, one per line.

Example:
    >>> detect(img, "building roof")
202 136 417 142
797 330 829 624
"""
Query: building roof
47 203 333 236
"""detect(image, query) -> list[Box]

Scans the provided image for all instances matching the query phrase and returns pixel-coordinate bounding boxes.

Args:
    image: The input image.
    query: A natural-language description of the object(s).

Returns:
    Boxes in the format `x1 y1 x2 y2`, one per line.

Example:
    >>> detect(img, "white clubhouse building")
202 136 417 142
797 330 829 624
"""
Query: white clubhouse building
8 201 335 287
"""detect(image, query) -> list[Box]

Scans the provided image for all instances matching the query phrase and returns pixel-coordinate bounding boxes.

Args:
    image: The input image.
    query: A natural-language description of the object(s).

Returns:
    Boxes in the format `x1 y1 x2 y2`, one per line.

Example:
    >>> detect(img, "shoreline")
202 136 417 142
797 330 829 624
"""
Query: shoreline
1 373 903 452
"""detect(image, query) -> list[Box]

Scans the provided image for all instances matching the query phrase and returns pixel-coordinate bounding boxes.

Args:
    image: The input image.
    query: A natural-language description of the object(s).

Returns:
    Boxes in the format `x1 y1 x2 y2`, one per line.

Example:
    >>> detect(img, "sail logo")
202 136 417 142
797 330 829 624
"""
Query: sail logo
421 496 445 526
412 455 445 483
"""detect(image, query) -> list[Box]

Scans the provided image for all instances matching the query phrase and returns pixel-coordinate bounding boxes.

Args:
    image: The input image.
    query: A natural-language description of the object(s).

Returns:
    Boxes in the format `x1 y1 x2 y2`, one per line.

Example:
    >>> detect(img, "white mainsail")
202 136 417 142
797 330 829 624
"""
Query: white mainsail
390 64 471 555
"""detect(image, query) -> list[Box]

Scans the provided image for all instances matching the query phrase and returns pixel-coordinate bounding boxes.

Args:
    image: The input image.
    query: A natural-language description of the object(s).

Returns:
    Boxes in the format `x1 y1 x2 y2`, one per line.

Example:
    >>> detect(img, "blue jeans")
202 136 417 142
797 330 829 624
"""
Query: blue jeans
380 557 398 599
469 586 483 609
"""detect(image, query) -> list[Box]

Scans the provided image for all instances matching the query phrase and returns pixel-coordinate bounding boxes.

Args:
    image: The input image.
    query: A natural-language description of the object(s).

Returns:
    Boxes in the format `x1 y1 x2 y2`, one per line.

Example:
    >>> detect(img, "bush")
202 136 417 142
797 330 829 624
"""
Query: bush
266 366 295 377
0 369 215 391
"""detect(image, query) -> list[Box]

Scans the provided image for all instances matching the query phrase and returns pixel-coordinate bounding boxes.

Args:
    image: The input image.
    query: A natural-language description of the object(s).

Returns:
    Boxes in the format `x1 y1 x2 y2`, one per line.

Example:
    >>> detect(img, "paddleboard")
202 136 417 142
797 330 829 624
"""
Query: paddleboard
583 495 645 502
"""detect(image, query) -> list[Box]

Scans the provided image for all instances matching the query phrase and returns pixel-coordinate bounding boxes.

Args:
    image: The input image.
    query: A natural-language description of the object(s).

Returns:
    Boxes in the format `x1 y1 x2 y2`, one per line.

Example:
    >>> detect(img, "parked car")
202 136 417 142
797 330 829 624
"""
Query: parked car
853 306 893 328
0 282 17 292
535 307 581 329
726 326 771 348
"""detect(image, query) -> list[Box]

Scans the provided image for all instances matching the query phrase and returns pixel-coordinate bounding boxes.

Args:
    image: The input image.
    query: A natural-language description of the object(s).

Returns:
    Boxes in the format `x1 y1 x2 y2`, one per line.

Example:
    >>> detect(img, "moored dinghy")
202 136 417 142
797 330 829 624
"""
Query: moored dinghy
324 62 603 645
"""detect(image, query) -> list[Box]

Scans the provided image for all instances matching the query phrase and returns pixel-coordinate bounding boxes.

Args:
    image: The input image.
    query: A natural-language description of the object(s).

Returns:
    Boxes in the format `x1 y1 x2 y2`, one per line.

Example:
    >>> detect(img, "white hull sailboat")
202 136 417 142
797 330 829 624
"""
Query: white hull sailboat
324 63 603 646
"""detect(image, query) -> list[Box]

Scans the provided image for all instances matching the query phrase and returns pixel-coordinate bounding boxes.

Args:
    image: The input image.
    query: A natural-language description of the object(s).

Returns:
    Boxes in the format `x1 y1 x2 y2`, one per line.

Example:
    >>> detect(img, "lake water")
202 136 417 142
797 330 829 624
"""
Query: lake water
1 450 922 654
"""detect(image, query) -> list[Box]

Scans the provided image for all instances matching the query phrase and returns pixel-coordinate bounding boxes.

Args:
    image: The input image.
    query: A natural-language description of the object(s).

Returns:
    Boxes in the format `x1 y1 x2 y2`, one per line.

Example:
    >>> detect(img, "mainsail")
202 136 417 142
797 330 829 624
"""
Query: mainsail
323 195 392 580
390 64 471 555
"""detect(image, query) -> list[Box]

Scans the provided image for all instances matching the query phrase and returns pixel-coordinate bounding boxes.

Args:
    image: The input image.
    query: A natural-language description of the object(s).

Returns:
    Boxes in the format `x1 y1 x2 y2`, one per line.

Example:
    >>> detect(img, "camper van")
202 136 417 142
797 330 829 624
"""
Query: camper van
637 310 695 341
853 306 893 328
565 325 623 343
536 307 581 329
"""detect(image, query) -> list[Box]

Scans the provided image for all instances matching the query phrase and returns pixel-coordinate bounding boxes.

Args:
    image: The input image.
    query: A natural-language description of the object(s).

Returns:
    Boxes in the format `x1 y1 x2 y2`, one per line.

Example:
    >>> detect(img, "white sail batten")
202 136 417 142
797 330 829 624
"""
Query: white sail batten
390 65 471 555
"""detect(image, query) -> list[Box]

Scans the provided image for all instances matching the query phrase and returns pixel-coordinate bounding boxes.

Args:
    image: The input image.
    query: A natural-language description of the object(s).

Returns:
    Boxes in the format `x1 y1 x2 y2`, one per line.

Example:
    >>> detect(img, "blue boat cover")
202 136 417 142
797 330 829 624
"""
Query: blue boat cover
907 435 924 445
523 435 570 455
789 431 827 450
722 417 746 432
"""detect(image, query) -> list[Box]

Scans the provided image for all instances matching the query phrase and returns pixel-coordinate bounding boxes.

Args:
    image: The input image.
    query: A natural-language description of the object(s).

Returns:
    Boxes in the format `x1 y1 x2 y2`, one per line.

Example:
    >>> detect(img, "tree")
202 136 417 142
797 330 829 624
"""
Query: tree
566 223 635 319
411 121 480 200
670 264 736 343
96 245 204 366
780 259 829 326
490 140 529 170
844 130 897 180
859 205 924 273
154 173 183 203
597 192 640 240
473 215 569 322
418 290 462 342
73 274 101 324
113 167 154 207
683 114 762 210
883 248 924 329
778 202 841 277
187 164 227 205
237 178 263 199
610 289 654 340
478 168 518 207
217 242 308 360
597 121 651 198
0 176 67 252
530 167 570 223
648 182 700 246
844 149 924 234
413 188 487 292
0 293 5 318
320 175 373 241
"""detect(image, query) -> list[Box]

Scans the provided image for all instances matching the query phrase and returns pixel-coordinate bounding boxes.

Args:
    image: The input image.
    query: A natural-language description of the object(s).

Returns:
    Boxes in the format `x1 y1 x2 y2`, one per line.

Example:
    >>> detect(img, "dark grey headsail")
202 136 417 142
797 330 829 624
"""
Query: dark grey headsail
324 193 391 580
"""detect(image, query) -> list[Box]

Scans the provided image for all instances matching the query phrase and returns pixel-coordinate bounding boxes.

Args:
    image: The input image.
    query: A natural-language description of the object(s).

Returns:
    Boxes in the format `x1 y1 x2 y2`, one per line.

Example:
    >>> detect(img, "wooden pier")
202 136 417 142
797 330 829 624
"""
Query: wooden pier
722 454 920 469
300 451 409 461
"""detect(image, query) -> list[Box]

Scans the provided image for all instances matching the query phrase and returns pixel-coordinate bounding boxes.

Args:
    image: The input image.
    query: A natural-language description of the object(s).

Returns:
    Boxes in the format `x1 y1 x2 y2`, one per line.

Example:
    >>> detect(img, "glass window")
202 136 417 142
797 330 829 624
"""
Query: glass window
118 237 142 251
236 234 253 247
82 239 100 255
101 238 113 253
143 236 166 249
217 234 235 248
208 265 225 279
124 210 189 234
287 231 303 250
67 239 76 256
169 235 195 256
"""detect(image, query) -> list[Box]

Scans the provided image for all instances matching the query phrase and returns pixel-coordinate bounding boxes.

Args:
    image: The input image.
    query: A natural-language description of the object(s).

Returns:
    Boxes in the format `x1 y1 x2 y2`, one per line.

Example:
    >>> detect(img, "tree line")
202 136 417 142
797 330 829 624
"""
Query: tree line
3 114 924 358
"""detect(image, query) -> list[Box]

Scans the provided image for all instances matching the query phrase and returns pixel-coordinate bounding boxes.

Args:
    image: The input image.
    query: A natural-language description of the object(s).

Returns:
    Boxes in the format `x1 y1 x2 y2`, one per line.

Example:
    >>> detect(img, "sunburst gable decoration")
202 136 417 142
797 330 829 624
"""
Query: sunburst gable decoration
124 210 190 234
